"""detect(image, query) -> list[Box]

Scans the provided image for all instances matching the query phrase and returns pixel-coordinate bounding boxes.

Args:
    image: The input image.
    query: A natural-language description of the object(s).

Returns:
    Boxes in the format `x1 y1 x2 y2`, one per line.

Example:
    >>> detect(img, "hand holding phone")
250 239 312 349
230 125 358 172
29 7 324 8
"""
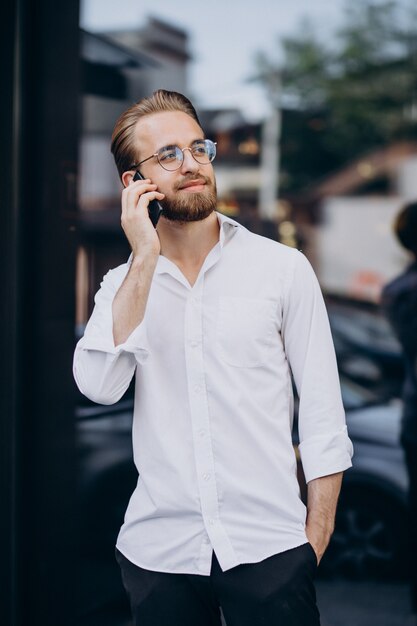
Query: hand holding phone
133 171 163 228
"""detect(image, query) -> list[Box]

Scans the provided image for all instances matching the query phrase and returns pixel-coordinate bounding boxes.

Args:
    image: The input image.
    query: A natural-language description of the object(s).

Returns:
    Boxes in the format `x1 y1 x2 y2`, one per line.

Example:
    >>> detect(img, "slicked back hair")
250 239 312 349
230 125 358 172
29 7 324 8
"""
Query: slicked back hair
110 89 202 179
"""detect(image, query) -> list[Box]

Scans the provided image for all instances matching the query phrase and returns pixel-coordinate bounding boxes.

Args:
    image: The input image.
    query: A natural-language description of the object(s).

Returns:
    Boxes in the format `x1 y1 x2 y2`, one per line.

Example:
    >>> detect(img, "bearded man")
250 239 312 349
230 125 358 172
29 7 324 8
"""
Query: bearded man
73 89 353 626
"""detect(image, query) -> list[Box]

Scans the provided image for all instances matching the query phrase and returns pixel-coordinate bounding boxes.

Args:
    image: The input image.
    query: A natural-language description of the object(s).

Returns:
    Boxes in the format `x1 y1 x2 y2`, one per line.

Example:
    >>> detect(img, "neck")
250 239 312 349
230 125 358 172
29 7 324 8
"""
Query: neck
156 211 220 265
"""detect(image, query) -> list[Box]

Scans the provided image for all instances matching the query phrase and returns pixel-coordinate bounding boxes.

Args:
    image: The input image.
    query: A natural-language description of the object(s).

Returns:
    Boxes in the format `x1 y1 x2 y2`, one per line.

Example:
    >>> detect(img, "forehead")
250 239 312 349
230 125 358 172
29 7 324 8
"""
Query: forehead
135 111 204 154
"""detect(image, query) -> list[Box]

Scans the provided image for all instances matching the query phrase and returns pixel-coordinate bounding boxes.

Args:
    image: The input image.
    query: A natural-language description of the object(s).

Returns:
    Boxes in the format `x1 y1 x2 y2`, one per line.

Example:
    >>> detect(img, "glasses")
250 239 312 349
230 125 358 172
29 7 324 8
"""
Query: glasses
131 139 217 172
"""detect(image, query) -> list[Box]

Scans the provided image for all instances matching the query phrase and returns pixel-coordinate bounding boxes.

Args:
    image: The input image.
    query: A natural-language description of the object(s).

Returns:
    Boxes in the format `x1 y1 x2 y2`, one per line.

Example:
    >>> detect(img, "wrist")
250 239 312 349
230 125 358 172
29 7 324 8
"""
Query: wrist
306 511 334 542
131 249 159 268
305 519 333 564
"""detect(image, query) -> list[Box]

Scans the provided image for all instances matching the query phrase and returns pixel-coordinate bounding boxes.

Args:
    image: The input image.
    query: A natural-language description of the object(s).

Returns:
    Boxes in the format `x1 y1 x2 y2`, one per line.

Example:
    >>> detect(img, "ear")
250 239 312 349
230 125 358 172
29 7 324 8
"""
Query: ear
122 170 136 188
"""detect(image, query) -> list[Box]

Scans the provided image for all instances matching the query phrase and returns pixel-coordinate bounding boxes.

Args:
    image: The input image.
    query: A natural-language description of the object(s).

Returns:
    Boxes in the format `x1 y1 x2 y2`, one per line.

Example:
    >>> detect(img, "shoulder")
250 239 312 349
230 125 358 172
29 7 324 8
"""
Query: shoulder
238 226 301 263
218 212 302 266
235 228 313 292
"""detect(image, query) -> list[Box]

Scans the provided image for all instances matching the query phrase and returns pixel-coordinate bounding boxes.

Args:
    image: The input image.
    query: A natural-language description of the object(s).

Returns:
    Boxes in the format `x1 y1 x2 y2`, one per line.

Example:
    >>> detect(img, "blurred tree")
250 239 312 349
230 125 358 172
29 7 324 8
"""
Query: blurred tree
255 0 417 193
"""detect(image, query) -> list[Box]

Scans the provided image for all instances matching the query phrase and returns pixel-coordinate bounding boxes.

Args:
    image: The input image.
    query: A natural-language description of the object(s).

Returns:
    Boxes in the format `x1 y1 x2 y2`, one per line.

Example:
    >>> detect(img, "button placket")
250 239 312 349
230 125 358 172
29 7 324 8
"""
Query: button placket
183 277 238 572
184 287 221 526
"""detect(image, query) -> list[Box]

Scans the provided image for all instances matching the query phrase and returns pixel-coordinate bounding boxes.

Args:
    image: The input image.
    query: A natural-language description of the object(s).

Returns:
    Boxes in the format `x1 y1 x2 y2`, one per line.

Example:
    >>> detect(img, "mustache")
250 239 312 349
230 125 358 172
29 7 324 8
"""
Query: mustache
173 174 212 191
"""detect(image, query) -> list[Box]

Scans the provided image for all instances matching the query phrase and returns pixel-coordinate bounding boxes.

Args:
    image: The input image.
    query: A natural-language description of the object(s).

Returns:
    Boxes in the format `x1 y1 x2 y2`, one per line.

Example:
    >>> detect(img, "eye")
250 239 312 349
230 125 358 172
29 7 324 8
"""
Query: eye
159 145 179 162
192 141 207 155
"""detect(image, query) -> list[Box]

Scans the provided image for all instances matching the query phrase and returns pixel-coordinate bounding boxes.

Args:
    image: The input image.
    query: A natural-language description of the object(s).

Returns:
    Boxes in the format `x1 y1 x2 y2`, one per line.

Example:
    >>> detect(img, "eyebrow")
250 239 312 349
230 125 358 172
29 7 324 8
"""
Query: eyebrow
157 137 206 152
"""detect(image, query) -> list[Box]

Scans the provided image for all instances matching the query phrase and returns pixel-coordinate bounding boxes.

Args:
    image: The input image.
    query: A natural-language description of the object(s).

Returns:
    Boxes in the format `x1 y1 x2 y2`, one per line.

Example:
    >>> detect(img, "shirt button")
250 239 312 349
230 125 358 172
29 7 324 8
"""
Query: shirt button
203 473 211 481
199 430 206 437
194 385 202 393
190 340 199 347
209 519 216 526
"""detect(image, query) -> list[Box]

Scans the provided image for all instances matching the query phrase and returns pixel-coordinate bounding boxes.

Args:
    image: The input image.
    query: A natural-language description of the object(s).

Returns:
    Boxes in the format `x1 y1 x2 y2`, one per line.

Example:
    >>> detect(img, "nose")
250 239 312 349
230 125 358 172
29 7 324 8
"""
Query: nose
180 147 199 175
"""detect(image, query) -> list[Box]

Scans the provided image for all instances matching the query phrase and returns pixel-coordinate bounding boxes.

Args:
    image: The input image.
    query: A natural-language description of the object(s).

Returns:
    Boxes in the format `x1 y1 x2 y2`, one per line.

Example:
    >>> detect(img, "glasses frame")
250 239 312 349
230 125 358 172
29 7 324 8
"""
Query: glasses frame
131 139 217 172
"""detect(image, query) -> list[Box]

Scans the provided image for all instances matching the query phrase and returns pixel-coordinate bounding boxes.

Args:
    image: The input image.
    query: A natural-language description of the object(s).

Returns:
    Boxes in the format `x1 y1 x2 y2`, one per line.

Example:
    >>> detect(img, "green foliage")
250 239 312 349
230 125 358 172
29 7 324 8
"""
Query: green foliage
255 0 417 191
279 17 331 109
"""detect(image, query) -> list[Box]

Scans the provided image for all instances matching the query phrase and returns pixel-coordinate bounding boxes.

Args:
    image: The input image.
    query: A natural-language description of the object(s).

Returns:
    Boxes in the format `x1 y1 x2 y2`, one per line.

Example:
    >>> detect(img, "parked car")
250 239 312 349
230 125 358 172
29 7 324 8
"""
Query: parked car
325 295 404 399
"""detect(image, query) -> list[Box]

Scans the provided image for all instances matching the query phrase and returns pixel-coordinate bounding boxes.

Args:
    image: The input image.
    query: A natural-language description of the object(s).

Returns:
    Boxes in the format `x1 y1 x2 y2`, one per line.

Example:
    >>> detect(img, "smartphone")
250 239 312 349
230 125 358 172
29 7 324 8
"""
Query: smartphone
133 171 163 228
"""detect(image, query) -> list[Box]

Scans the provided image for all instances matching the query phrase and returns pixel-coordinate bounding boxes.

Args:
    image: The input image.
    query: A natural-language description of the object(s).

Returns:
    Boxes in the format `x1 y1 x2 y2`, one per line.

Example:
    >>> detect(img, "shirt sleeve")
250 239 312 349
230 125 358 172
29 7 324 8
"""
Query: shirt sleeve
281 250 353 483
73 265 151 405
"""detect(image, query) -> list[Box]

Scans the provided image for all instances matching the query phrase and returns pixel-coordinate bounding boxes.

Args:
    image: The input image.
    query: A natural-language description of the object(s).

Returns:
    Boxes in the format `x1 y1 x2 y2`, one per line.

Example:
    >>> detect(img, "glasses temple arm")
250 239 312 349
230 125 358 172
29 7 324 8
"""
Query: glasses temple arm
131 154 156 169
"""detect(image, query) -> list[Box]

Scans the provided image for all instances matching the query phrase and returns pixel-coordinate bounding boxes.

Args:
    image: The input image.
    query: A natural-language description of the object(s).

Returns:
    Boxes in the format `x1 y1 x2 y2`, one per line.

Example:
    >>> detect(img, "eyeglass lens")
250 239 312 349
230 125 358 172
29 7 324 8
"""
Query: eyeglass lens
157 140 216 171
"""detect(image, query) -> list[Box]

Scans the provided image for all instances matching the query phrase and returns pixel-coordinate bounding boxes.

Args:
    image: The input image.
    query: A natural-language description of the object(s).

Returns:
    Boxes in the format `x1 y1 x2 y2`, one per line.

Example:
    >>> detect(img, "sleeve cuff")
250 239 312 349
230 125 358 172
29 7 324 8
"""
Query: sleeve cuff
298 426 354 483
77 320 150 365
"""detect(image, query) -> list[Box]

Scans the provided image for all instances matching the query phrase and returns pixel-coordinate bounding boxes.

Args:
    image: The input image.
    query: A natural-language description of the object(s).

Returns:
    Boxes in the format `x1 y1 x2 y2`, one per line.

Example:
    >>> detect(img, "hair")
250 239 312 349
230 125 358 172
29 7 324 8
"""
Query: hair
393 201 417 257
110 89 202 179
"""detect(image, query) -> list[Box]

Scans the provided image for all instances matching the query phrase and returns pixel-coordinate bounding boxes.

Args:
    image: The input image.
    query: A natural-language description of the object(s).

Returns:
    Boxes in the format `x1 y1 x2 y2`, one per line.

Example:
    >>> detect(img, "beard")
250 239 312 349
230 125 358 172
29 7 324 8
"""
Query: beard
160 175 217 223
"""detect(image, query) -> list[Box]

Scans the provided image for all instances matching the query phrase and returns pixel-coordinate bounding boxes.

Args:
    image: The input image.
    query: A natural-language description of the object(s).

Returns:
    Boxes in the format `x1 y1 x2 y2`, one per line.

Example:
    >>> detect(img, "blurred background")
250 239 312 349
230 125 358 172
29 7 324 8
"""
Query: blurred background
2 0 417 625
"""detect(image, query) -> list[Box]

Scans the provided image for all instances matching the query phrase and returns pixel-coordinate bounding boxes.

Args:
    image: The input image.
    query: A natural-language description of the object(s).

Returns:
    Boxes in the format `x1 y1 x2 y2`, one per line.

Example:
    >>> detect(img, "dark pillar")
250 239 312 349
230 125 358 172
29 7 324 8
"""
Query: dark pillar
0 1 79 624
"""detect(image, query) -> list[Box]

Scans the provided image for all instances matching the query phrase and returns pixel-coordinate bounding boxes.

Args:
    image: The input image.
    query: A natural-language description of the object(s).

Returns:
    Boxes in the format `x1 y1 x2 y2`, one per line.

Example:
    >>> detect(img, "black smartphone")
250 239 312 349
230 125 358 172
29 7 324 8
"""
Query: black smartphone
133 171 163 228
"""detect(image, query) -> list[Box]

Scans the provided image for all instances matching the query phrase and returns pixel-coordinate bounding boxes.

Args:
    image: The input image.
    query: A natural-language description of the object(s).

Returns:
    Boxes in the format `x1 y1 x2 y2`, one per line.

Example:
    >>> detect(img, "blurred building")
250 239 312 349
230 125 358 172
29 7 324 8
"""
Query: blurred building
105 17 190 97
290 142 417 302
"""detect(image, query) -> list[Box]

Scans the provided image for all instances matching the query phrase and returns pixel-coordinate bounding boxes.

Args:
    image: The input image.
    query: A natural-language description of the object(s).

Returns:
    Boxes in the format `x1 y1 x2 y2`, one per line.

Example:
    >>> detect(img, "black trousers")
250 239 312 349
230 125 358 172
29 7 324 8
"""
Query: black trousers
115 543 320 626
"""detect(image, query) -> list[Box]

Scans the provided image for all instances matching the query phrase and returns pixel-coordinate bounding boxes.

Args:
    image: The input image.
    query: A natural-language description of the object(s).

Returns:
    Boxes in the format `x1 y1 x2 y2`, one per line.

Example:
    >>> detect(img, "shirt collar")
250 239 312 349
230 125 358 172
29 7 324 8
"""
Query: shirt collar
215 211 241 248
127 211 241 270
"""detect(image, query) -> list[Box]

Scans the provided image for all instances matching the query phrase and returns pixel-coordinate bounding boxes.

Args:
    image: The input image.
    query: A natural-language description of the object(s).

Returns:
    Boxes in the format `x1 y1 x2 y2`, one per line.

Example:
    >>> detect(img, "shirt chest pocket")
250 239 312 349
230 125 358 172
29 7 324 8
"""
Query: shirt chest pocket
216 296 277 368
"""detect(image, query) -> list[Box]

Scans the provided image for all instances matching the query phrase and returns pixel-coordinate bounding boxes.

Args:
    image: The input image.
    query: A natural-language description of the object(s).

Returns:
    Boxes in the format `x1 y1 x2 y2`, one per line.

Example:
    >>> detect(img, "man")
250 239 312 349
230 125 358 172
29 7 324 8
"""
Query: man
73 89 353 626
381 201 417 618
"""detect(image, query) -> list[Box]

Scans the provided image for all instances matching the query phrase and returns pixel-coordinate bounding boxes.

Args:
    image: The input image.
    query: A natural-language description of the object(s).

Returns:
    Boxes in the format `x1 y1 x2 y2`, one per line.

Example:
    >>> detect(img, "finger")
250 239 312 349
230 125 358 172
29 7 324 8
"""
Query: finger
122 183 159 216
123 181 157 199
120 191 165 234
138 191 165 209
122 190 165 223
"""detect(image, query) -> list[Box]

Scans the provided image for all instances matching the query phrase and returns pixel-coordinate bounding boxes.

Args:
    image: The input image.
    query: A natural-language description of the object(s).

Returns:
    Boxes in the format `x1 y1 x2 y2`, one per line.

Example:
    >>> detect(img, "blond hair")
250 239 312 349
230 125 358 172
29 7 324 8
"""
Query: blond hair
110 89 202 179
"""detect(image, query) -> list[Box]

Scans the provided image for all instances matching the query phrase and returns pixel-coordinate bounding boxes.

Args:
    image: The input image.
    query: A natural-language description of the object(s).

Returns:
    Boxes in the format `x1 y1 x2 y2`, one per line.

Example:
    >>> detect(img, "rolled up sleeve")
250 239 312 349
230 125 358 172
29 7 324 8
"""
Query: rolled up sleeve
282 250 353 483
73 266 150 405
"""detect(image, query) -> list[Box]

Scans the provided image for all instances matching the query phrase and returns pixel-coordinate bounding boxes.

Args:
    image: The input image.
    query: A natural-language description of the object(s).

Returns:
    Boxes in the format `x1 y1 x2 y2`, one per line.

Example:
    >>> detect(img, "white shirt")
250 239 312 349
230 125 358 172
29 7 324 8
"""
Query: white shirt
73 211 353 575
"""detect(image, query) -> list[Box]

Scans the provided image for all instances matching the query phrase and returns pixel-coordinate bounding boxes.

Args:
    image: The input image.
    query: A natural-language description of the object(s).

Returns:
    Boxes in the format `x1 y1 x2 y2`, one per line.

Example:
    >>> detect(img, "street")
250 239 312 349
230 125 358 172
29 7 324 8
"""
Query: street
316 579 414 626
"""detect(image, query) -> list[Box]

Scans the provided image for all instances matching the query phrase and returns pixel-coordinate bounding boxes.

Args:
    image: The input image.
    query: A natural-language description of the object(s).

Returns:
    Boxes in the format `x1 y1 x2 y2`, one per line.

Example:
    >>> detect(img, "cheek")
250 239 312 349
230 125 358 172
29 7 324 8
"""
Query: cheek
162 184 177 200
155 175 175 196
206 167 216 186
